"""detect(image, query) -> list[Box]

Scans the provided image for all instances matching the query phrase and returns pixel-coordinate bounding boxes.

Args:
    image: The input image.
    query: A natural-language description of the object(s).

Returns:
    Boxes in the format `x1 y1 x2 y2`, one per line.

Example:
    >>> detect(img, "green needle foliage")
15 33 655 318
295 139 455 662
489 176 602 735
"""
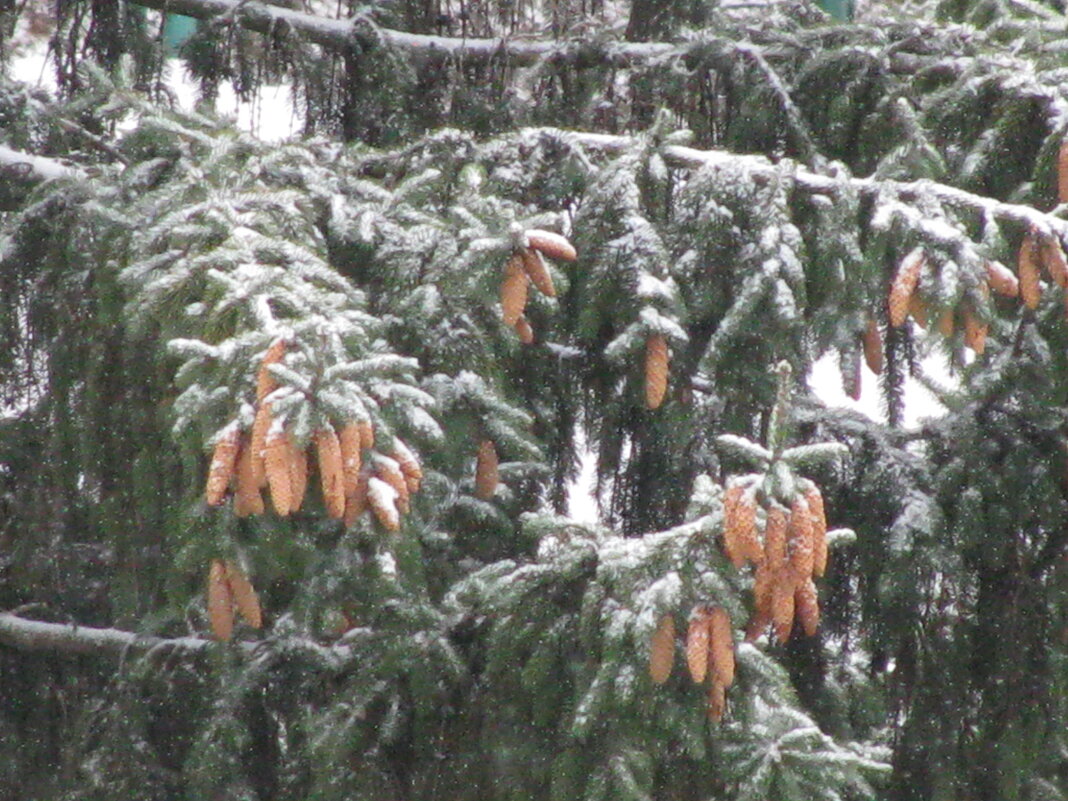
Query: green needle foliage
1 1 1067 800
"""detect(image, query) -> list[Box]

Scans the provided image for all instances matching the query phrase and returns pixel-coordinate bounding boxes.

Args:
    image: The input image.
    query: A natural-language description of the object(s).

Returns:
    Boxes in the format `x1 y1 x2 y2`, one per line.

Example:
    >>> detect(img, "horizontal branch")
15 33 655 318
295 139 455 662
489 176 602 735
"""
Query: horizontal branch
0 144 86 183
0 612 347 665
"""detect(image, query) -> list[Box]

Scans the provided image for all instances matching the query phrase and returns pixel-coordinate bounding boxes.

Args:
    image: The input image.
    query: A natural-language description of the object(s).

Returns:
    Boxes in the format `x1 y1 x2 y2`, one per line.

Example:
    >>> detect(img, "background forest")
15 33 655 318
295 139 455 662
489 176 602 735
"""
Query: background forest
1 0 1067 799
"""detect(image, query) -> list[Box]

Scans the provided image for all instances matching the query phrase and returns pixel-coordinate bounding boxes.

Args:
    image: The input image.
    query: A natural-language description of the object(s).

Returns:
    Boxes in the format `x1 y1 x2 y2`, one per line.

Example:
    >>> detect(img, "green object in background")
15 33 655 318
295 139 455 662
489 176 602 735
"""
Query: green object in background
162 13 197 55
815 0 855 20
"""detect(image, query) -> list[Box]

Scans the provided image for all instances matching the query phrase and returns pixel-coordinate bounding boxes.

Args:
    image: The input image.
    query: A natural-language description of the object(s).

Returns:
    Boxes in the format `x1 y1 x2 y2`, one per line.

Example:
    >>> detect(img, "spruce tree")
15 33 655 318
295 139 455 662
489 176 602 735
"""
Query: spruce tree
0 1 1066 799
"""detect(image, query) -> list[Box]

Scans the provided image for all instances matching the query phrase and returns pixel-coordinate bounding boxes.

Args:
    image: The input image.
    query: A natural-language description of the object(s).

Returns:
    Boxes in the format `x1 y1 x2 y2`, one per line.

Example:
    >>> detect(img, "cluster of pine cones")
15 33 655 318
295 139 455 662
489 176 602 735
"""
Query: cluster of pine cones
648 605 735 722
203 340 423 532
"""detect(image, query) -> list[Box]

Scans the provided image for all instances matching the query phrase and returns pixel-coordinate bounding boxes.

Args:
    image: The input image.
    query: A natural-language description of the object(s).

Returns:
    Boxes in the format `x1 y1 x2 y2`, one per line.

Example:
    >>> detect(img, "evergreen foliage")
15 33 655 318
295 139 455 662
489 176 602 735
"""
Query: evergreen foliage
1 1 1067 800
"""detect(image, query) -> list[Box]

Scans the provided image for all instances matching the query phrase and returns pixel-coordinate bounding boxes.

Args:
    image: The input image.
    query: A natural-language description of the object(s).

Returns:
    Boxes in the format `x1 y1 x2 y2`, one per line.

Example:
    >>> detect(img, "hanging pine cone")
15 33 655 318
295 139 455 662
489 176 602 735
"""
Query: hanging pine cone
686 607 712 683
392 439 423 495
889 247 926 327
500 254 530 327
338 422 363 498
1059 137 1068 206
224 560 262 629
514 314 535 344
862 316 883 375
962 305 987 355
249 401 272 487
1019 230 1042 310
936 308 955 338
985 260 1019 298
787 494 815 579
525 229 577 262
207 559 234 642
648 614 676 685
375 455 411 515
747 563 774 642
205 424 240 507
806 485 829 578
644 332 669 410
316 426 346 520
234 436 265 517
708 678 727 723
722 484 761 567
1041 235 1068 288
763 503 789 573
520 247 556 297
343 470 370 528
367 476 401 532
264 424 293 517
474 439 499 500
708 606 735 687
288 436 308 513
795 577 820 637
256 338 286 403
770 571 797 644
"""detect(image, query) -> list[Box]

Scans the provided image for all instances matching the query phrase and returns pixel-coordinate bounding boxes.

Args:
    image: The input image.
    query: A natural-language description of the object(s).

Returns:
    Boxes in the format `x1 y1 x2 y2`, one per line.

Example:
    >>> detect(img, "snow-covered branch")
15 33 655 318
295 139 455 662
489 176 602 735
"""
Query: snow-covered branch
0 144 86 183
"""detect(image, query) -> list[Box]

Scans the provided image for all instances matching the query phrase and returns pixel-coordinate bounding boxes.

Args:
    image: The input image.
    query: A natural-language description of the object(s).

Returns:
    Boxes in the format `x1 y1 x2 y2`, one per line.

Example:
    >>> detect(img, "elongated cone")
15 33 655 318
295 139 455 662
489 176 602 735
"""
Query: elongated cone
908 292 928 329
500 254 529 327
747 563 774 642
1059 138 1068 205
234 436 265 517
1041 235 1068 288
256 339 286 403
862 316 883 375
514 315 534 344
962 305 987 355
985 260 1019 298
771 571 797 643
806 485 829 578
795 577 820 637
205 425 240 506
788 495 815 580
250 401 272 488
686 608 712 683
356 418 375 451
889 247 926 327
764 503 789 573
392 438 423 494
288 438 308 512
207 559 234 642
367 476 400 532
338 423 363 497
708 678 727 723
644 333 669 410
474 439 499 500
520 247 556 297
1019 231 1042 310
525 229 577 262
224 560 262 629
264 424 293 516
343 470 370 528
316 427 346 519
648 614 675 685
708 606 735 687
937 308 955 338
721 484 746 568
376 455 410 515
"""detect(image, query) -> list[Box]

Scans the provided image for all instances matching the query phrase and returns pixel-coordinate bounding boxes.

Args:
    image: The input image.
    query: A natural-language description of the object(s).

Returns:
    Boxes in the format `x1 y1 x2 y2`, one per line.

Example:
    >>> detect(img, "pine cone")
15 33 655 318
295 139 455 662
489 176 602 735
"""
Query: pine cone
806 485 829 578
316 426 346 520
514 314 535 344
393 438 423 494
795 577 820 637
937 308 955 338
357 418 375 451
207 559 234 642
763 503 788 573
771 570 797 644
474 439 499 500
644 332 669 410
686 607 711 683
525 229 577 262
250 400 273 488
264 424 293 516
234 435 265 517
648 614 676 685
708 606 735 687
962 305 987 355
908 291 928 329
224 560 262 629
256 338 286 403
500 254 529 327
375 455 410 515
343 470 370 528
520 247 556 297
338 422 363 498
1019 230 1043 310
708 678 727 724
1041 235 1068 288
747 563 774 642
889 247 926 327
787 495 815 580
985 260 1019 298
367 476 401 532
721 484 745 568
205 425 240 507
288 437 308 513
862 316 883 376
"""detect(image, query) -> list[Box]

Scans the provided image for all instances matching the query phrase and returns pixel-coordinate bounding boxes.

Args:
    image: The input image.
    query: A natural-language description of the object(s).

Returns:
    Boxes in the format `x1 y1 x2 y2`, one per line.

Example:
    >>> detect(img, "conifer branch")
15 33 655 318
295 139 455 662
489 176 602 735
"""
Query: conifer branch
0 144 86 183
